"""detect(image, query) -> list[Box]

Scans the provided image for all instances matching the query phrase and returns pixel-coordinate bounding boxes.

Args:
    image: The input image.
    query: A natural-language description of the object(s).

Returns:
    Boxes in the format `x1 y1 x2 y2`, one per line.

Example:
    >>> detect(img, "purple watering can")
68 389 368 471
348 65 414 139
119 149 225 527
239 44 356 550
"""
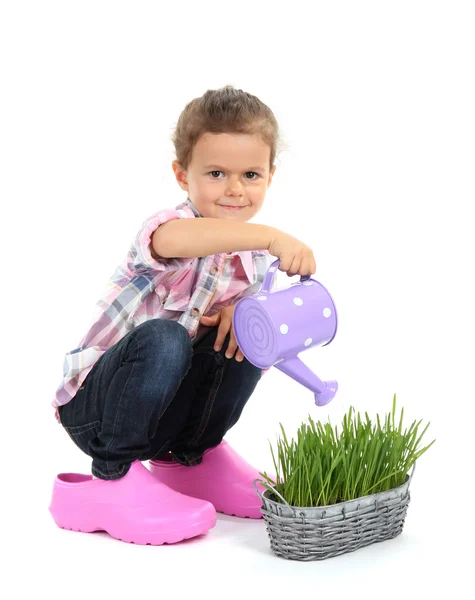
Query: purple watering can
233 259 338 406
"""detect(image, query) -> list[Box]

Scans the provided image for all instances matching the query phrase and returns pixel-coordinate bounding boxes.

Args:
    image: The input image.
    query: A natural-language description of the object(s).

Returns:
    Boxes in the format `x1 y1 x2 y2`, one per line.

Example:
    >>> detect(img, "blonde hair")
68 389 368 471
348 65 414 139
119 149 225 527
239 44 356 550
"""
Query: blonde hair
172 85 283 171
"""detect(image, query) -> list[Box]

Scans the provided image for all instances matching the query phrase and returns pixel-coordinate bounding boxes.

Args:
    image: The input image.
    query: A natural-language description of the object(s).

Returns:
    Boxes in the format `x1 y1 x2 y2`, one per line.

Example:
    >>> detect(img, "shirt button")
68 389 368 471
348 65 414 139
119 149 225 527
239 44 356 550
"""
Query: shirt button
191 307 200 317
210 266 219 275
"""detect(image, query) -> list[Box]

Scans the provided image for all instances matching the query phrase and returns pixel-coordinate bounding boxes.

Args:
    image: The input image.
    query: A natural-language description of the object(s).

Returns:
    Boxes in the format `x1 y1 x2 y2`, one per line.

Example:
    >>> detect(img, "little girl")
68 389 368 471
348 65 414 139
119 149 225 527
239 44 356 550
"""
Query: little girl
50 85 317 546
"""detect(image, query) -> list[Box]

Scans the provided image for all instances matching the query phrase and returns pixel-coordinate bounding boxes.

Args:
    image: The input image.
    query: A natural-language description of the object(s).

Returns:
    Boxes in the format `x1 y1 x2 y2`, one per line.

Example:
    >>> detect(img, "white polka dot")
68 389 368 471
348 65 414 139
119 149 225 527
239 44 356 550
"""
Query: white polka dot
257 295 267 301
303 281 313 286
304 338 312 347
293 297 303 306
323 308 332 318
280 324 289 334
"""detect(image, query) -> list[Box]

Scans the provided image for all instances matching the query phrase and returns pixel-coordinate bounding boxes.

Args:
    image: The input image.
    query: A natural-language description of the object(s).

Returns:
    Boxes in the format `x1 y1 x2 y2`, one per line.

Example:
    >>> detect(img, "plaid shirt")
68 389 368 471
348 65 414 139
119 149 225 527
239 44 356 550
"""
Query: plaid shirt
53 198 274 418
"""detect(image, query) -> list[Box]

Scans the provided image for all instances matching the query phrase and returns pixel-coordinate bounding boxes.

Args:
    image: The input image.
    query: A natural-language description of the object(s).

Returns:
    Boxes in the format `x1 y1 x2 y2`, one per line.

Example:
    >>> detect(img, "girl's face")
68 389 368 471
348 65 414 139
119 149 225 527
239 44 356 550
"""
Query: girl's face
172 132 275 221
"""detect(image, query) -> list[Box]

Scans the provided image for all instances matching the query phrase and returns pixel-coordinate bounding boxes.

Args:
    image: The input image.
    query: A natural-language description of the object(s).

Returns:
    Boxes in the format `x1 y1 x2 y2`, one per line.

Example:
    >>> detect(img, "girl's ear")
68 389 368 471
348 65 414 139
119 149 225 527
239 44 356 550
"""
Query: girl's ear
267 165 276 187
172 161 189 191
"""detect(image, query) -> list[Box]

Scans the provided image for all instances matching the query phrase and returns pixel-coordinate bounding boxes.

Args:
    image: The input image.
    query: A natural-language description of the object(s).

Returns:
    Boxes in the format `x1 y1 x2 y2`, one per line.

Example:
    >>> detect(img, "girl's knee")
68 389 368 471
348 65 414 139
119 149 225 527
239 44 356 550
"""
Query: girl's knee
135 318 191 348
232 355 263 383
133 319 192 368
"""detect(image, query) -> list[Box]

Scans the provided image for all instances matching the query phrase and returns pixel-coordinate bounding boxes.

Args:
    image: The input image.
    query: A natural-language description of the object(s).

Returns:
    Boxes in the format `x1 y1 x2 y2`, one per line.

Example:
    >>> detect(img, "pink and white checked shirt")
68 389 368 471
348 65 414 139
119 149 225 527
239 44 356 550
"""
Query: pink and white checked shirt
53 198 274 418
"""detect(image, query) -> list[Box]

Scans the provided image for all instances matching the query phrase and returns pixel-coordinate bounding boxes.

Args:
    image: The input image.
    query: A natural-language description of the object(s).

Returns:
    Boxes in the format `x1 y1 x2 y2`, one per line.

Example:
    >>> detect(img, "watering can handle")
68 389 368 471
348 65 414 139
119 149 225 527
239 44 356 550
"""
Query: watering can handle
261 259 311 293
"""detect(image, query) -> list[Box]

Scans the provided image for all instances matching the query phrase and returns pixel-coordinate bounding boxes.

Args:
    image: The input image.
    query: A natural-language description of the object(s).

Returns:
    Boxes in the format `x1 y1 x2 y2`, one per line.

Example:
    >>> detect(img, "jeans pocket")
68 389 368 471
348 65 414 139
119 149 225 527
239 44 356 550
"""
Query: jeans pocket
63 420 102 456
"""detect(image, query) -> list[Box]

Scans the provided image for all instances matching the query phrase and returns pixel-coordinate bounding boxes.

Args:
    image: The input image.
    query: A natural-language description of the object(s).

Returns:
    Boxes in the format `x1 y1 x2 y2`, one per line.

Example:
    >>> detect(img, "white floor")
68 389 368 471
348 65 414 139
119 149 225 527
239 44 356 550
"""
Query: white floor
6 444 467 600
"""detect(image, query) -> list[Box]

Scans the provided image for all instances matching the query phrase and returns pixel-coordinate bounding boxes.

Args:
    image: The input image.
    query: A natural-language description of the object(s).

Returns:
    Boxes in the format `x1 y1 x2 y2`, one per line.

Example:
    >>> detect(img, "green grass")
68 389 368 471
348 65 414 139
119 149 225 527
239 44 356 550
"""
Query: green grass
259 394 435 507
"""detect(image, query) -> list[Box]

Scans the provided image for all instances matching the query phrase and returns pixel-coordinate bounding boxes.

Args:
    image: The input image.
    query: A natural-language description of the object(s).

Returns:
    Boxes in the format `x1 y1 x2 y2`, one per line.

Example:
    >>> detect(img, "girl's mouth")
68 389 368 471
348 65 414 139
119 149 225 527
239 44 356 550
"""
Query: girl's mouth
220 205 246 211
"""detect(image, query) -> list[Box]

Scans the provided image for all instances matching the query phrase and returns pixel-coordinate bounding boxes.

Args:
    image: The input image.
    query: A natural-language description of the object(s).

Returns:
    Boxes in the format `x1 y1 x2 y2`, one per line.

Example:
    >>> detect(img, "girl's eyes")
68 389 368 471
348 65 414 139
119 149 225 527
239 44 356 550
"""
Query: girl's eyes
209 171 259 180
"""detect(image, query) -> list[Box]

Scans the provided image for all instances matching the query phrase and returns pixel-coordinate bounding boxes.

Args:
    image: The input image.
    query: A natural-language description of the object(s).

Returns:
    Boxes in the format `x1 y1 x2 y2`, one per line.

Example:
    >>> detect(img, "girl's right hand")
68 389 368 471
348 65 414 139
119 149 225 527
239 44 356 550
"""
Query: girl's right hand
268 230 317 277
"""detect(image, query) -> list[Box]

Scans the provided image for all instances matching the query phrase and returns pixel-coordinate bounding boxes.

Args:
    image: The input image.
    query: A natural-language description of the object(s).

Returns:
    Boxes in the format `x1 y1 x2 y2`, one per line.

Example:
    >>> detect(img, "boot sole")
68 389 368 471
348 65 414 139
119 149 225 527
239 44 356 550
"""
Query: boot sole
50 509 216 545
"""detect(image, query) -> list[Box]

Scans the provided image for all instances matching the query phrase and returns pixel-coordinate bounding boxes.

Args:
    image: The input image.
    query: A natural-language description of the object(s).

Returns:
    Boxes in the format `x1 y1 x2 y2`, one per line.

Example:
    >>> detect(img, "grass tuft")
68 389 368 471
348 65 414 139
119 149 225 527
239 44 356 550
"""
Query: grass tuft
259 394 435 507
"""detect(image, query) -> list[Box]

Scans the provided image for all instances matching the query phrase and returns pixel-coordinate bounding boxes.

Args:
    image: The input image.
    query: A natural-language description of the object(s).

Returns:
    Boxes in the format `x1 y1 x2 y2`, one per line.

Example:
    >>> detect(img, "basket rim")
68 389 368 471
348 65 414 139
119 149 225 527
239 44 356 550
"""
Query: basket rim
258 464 415 511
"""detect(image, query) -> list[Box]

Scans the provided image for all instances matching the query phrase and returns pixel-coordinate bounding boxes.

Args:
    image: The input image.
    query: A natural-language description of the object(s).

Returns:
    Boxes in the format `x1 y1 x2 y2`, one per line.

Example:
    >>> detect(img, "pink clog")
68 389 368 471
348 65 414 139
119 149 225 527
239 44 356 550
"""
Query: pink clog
49 461 217 545
150 441 272 519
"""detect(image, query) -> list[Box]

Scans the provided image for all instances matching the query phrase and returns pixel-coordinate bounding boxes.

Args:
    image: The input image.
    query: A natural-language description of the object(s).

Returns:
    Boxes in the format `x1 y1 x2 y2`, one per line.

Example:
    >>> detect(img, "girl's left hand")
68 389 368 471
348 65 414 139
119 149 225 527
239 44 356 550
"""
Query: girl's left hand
200 304 245 362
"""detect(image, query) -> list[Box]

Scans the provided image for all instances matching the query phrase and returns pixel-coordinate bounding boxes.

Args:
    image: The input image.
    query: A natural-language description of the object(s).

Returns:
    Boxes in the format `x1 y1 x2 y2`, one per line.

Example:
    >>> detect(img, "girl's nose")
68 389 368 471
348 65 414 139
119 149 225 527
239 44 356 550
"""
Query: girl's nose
226 177 243 195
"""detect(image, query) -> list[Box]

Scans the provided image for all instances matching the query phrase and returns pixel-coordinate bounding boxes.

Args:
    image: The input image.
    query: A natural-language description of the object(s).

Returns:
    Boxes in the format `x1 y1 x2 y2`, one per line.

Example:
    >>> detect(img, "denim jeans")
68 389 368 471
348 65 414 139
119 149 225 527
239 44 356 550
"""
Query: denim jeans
58 318 263 480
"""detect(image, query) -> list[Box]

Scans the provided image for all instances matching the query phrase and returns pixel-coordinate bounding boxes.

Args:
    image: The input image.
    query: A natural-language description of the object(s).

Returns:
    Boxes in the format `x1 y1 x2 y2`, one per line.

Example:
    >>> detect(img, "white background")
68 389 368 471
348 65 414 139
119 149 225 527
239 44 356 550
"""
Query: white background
1 1 473 597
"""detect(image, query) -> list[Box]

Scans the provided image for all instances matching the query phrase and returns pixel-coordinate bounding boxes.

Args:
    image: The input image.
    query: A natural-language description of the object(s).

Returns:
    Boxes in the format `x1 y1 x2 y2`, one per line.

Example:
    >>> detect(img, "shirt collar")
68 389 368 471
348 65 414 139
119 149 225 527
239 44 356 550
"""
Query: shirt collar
184 197 202 218
181 198 255 285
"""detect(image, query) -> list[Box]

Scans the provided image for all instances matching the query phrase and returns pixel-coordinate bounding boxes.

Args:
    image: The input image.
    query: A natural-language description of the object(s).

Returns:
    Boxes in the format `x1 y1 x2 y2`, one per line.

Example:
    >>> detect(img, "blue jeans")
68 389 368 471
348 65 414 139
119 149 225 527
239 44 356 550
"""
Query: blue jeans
58 318 263 480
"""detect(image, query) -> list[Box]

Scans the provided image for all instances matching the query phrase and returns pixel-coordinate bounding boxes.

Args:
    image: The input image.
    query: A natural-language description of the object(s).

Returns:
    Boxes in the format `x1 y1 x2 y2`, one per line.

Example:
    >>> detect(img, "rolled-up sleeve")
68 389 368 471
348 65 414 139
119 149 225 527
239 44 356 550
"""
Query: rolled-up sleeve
128 207 195 274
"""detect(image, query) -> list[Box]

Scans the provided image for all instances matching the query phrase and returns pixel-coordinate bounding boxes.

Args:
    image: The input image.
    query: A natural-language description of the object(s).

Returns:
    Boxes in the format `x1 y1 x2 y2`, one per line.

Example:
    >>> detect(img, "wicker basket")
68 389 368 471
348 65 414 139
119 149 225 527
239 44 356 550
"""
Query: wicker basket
253 465 415 561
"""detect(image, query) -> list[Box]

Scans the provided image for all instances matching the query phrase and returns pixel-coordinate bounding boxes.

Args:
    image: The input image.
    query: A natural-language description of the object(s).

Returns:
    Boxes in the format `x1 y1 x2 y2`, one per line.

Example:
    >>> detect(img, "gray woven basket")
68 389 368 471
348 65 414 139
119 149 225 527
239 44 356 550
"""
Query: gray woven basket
253 464 414 561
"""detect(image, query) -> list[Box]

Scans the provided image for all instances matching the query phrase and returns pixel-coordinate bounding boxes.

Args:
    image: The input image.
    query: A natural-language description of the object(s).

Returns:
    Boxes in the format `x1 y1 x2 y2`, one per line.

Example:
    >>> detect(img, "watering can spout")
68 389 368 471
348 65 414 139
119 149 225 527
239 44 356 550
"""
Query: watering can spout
274 356 338 407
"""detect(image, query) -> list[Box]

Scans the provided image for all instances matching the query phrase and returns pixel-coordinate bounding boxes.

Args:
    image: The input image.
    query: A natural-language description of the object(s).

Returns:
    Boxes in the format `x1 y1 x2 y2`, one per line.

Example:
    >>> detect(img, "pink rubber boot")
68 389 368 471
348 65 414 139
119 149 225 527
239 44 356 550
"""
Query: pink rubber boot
150 441 273 519
49 461 216 545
